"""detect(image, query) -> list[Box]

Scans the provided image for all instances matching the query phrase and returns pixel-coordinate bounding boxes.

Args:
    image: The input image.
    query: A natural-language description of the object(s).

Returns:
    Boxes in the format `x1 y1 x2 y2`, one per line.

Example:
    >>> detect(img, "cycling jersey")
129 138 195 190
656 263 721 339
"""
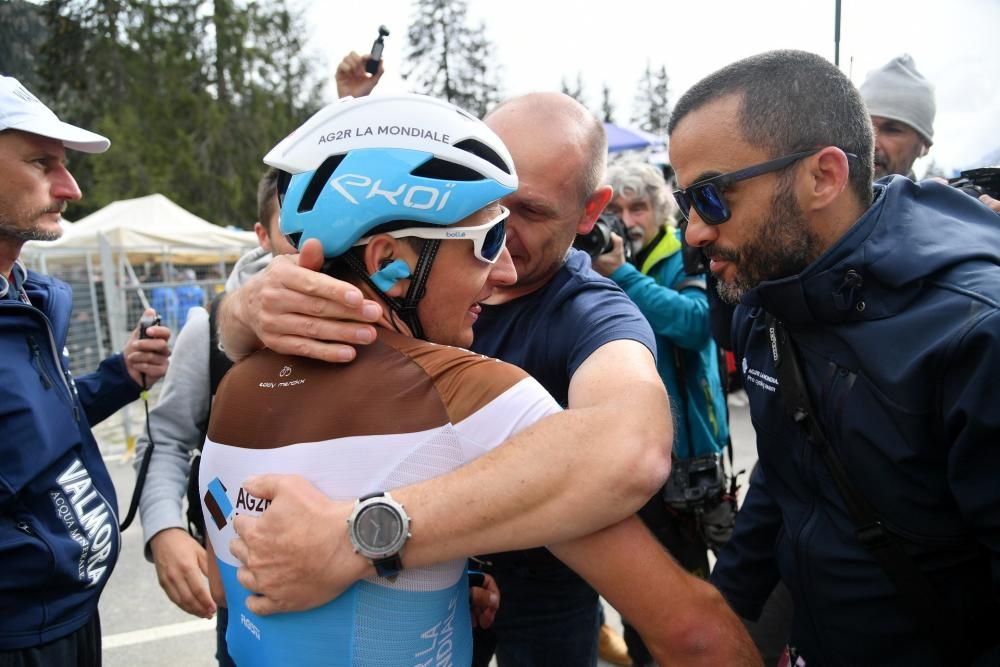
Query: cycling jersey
200 329 561 666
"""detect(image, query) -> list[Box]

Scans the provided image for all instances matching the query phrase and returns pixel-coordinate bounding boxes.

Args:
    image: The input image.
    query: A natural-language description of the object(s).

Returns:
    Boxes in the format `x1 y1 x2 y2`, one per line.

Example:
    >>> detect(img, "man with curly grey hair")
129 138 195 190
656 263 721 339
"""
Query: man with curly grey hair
592 161 730 667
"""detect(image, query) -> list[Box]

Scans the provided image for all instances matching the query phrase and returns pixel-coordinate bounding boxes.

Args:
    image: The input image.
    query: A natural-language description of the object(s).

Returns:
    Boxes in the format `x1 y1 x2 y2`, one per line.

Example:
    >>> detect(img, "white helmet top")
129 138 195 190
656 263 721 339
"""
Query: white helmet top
264 93 517 258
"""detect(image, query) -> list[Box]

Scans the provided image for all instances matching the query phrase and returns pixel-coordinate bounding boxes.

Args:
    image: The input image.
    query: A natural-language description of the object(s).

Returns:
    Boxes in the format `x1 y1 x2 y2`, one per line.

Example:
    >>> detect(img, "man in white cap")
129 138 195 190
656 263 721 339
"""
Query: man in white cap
859 54 935 181
0 75 171 665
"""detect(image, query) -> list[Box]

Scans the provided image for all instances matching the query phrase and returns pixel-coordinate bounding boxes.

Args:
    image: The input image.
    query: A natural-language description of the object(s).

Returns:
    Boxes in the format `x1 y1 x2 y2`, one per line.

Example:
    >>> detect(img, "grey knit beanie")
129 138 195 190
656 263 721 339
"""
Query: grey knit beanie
859 54 936 146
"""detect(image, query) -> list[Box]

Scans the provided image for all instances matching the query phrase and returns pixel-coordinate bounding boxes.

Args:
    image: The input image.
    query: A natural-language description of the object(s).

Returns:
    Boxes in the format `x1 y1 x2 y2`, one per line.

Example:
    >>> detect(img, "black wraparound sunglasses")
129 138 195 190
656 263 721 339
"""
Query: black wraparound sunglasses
673 148 858 225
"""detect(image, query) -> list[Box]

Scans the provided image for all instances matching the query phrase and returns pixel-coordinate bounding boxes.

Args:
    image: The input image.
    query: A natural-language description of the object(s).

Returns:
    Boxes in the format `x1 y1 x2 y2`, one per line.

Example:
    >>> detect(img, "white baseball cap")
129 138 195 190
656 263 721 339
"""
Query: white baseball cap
0 76 110 153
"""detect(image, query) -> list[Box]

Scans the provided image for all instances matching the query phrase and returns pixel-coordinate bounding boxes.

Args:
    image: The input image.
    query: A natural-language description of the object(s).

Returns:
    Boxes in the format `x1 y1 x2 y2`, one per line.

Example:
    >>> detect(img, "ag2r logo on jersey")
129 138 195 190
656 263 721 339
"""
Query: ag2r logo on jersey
329 174 455 211
204 478 234 530
204 477 274 530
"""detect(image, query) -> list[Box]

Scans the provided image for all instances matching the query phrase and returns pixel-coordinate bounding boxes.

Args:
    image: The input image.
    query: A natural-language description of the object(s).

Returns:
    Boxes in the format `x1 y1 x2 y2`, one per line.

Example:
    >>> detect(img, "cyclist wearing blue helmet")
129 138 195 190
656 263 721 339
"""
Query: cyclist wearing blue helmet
266 93 518 343
200 91 759 667
197 93 556 666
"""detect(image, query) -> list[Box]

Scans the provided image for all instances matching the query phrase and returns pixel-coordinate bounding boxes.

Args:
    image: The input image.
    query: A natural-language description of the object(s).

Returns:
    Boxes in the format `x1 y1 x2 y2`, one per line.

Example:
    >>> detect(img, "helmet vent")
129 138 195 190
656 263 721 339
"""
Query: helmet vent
411 158 484 182
298 154 347 213
453 139 511 175
284 231 303 250
276 169 292 206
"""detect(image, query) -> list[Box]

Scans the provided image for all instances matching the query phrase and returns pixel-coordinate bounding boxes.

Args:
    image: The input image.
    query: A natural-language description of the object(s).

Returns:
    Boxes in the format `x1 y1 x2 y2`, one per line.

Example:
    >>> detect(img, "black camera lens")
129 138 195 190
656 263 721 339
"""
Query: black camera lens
573 222 613 258
574 212 632 262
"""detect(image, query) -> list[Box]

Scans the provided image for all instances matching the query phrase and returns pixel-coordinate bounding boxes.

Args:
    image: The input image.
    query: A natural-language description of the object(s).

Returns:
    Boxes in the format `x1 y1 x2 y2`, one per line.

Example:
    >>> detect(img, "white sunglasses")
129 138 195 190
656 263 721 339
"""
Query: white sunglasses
355 205 509 264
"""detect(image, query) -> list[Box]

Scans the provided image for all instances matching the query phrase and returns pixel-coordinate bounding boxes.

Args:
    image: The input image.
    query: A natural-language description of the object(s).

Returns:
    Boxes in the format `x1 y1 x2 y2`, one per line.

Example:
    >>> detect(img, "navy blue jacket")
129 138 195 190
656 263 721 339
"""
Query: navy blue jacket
0 266 139 649
711 178 1000 665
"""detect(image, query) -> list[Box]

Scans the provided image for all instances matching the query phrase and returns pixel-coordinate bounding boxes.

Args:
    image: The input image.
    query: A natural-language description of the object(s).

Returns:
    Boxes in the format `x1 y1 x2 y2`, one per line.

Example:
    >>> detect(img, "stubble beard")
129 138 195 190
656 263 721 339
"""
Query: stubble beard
0 203 66 243
713 177 821 305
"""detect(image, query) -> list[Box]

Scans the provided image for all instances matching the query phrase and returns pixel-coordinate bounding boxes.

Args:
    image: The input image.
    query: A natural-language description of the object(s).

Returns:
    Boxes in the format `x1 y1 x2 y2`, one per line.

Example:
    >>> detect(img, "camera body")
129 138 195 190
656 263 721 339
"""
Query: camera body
663 452 741 551
948 167 1000 201
138 314 160 340
573 212 633 263
365 25 390 75
661 453 726 509
677 218 708 276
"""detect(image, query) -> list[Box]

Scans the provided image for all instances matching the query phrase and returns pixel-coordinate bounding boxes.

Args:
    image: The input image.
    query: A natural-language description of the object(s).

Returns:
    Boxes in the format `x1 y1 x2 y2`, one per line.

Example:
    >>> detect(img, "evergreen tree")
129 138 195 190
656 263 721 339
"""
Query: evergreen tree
403 0 503 116
560 72 588 110
459 21 502 118
631 61 671 134
0 1 49 90
600 83 615 123
28 0 323 227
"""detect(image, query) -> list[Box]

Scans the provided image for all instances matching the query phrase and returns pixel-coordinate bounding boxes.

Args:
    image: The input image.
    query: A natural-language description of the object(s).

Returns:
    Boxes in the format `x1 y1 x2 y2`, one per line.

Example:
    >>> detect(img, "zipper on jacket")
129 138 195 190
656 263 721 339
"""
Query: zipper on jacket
42 323 82 424
792 433 822 638
27 336 54 390
796 363 851 659
15 519 34 536
16 305 81 423
788 355 828 657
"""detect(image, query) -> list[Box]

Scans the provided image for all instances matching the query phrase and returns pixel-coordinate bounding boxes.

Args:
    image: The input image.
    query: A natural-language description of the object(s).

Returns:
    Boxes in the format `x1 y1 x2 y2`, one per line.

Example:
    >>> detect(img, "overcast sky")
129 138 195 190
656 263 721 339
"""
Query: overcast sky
300 0 997 176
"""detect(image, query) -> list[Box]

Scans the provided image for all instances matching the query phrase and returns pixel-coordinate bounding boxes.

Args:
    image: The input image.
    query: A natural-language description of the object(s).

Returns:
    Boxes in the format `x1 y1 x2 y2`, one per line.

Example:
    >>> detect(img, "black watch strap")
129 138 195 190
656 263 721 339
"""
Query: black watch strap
373 554 403 579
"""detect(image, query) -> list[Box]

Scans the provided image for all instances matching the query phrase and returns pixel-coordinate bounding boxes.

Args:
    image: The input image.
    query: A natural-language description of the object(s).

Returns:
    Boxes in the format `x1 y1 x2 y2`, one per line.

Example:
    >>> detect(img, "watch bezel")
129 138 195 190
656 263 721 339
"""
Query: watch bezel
347 492 410 560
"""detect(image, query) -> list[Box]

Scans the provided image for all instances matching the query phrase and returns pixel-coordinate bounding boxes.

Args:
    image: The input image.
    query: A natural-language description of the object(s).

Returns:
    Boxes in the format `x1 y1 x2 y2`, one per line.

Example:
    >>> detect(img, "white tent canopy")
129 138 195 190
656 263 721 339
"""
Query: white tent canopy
25 193 257 264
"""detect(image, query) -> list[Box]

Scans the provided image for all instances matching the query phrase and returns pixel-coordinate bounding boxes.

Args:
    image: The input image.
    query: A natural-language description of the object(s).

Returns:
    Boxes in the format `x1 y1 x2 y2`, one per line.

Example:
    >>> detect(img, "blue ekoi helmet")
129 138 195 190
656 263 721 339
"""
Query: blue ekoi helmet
262 93 518 339
263 93 517 257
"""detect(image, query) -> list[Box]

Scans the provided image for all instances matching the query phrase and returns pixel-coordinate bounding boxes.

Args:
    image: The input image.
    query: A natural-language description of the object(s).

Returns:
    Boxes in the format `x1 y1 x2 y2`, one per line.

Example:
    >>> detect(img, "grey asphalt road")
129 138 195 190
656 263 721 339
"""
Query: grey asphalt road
98 393 758 666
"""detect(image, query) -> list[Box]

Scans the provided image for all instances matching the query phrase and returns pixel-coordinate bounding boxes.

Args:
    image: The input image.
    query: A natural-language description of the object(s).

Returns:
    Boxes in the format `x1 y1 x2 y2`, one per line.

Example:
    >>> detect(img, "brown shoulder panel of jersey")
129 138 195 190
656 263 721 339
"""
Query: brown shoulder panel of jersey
378 329 531 424
207 340 450 449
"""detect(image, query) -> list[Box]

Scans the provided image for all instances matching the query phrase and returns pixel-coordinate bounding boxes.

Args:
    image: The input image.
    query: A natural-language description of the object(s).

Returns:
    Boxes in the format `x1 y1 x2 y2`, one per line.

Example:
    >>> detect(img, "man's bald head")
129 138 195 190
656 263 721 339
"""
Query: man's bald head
486 92 607 205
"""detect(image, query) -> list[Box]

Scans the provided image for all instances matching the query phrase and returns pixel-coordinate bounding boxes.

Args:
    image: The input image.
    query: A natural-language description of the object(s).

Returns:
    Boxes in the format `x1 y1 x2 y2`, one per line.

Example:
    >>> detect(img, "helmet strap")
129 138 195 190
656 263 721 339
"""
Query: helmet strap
340 239 441 340
398 239 440 339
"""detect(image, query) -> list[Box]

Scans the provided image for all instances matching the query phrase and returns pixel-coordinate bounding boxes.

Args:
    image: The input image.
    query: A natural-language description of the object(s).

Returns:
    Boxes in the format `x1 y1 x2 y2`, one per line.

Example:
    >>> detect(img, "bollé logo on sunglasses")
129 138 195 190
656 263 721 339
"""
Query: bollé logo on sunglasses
330 173 455 211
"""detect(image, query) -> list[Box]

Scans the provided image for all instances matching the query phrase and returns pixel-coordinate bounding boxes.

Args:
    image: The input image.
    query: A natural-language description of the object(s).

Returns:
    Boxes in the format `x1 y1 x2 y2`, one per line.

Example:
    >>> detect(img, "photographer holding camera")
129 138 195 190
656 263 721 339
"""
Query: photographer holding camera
592 161 732 667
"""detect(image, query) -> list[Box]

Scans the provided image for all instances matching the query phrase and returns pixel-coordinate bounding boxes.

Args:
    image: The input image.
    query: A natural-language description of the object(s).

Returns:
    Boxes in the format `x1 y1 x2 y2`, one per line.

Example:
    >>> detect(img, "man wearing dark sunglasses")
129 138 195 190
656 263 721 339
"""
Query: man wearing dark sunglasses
669 50 1000 666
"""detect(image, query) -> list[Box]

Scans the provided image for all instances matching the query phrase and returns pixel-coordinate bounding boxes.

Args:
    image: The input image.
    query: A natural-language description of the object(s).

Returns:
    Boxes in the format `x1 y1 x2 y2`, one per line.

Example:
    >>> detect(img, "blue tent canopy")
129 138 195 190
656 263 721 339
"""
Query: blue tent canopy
603 122 665 153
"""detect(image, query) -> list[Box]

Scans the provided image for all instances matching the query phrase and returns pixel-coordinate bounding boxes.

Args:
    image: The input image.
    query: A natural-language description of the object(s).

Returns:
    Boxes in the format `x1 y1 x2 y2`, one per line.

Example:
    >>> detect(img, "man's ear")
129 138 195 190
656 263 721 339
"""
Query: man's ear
363 236 395 275
578 185 614 235
253 222 272 253
364 236 412 297
804 147 851 213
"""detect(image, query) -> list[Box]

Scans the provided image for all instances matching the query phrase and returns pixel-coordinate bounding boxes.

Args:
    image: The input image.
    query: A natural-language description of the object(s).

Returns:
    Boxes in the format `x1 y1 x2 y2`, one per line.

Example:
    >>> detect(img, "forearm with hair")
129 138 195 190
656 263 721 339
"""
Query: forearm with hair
551 517 762 666
391 370 670 567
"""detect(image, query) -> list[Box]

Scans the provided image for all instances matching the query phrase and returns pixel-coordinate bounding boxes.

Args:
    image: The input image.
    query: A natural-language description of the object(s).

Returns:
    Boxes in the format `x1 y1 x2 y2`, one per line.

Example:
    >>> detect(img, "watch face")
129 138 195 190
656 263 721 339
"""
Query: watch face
355 504 403 552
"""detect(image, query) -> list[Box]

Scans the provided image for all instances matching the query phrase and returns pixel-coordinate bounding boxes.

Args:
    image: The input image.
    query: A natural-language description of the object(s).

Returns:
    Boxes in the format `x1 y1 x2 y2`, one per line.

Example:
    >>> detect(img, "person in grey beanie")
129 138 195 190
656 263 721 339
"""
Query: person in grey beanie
860 54 1000 215
859 54 936 180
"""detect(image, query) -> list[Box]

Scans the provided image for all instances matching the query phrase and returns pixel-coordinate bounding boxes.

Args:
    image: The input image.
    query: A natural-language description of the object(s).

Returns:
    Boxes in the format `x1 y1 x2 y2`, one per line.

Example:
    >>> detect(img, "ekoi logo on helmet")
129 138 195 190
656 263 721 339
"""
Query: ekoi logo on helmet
329 174 455 211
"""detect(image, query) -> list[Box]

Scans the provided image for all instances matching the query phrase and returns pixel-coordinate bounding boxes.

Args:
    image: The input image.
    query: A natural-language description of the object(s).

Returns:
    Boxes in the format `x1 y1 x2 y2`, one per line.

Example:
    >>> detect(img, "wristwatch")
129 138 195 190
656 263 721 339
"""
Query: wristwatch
347 492 411 579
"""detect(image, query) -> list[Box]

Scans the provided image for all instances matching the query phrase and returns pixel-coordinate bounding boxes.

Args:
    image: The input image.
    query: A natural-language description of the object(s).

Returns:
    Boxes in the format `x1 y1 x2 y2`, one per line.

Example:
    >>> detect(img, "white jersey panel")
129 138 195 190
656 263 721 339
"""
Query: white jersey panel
452 377 562 458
